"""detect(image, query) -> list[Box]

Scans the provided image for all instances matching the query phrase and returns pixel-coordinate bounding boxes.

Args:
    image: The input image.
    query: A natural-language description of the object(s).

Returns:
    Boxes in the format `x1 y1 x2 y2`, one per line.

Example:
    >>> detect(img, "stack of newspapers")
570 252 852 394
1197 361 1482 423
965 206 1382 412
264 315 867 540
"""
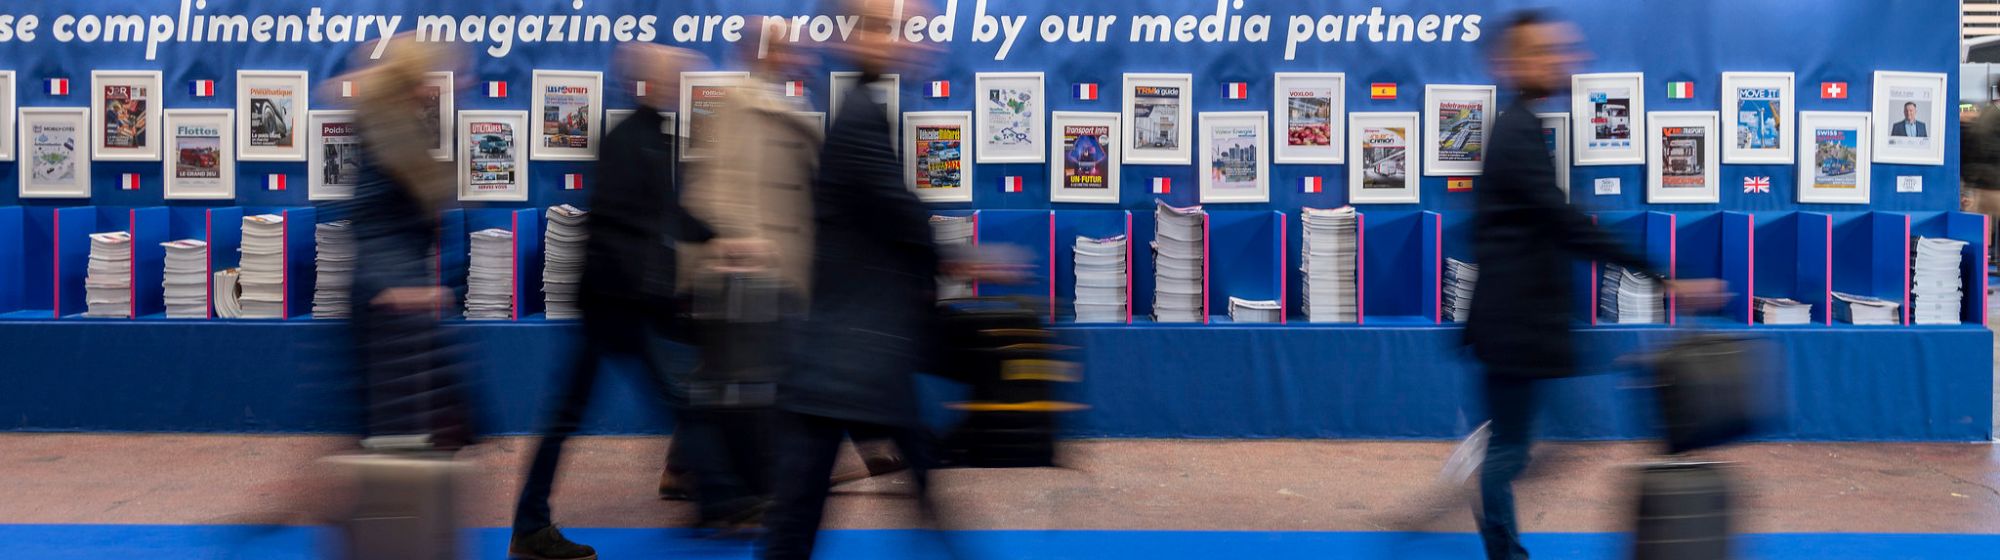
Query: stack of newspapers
1300 207 1359 323
1833 291 1900 325
465 228 515 320
1227 297 1281 323
84 231 134 318
161 239 209 318
312 221 354 320
1072 234 1128 323
238 214 287 319
212 268 242 318
1443 258 1479 323
1152 201 1206 323
1597 264 1665 324
931 215 976 300
1753 296 1812 325
1911 236 1968 325
543 205 588 319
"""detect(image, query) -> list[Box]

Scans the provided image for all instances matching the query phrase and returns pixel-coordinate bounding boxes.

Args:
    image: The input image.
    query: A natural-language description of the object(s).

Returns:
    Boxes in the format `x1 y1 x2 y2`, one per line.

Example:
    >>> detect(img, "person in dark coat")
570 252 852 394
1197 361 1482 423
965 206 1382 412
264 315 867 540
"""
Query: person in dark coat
508 44 732 560
1466 12 1724 560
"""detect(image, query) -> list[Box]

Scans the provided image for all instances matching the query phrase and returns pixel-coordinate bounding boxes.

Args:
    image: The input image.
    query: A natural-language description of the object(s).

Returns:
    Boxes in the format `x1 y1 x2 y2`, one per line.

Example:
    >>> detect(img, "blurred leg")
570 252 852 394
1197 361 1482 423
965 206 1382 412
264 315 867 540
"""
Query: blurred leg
1476 376 1537 560
511 338 604 536
760 412 846 560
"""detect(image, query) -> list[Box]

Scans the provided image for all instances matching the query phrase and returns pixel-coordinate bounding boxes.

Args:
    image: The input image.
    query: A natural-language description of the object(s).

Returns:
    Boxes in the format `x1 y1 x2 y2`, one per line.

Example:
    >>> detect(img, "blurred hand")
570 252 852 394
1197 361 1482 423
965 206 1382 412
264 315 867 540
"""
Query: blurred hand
1667 278 1731 311
371 286 450 313
707 237 775 274
946 261 1034 284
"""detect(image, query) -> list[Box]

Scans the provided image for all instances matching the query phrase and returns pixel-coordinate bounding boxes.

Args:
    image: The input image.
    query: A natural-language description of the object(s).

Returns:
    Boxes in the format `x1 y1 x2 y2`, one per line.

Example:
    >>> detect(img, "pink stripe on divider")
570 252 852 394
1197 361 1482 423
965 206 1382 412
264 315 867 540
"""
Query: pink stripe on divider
205 211 214 318
970 213 980 297
511 213 520 321
1356 211 1366 324
1589 214 1598 326
1985 215 1992 325
1280 213 1289 325
52 211 61 318
1747 214 1756 324
1201 213 1210 324
1823 217 1832 326
1902 215 1911 325
129 210 138 319
1668 213 1678 326
1433 216 1442 324
1124 213 1133 324
281 211 291 318
1047 212 1055 323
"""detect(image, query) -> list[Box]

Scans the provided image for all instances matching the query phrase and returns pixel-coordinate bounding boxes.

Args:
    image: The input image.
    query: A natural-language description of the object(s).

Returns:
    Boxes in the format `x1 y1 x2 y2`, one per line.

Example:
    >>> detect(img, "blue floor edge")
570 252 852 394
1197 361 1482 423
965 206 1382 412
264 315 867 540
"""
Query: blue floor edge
2 525 1996 559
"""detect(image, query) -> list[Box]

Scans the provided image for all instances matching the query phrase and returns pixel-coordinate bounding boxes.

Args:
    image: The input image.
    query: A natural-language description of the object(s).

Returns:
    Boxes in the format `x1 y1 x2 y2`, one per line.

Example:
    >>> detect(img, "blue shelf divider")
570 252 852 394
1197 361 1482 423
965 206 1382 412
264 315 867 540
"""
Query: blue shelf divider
51 207 108 318
278 208 318 319
1592 211 1678 324
1831 211 1911 325
1751 212 1833 325
1207 210 1284 324
128 207 169 318
972 210 1054 312
1052 209 1133 324
0 207 23 315
438 209 470 320
1911 211 1990 325
1360 210 1441 323
1675 211 1755 323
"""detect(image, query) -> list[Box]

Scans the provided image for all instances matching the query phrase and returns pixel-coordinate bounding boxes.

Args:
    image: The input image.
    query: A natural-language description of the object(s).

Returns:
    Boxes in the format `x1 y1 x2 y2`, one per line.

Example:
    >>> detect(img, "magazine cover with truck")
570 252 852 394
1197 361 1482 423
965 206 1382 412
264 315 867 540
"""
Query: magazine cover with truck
1572 72 1645 165
1797 111 1872 204
530 70 602 161
457 111 529 201
1647 111 1720 203
1348 112 1420 203
1423 84 1494 175
903 111 973 203
163 109 235 200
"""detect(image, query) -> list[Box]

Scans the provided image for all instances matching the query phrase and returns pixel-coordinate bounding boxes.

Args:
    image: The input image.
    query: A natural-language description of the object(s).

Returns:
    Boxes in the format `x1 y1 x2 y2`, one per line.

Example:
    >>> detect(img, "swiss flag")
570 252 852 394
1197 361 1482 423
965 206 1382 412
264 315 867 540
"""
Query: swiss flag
1821 81 1848 99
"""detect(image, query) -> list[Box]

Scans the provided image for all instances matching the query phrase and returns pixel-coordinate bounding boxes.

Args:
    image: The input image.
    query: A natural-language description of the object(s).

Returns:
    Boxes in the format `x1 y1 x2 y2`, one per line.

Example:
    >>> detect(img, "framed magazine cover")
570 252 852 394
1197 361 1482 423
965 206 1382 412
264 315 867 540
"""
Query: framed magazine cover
831 72 898 146
1646 111 1720 204
1570 72 1645 166
457 110 529 202
1198 111 1270 204
90 70 163 161
1347 112 1420 204
902 111 973 203
793 111 826 132
1273 72 1344 164
307 110 360 201
1797 111 1872 204
1049 111 1121 204
422 71 454 161
1121 73 1193 165
1423 84 1494 176
974 72 1045 163
0 70 12 161
162 109 235 200
18 107 92 199
1872 70 1947 165
1721 72 1794 164
1536 113 1572 198
530 70 603 161
678 71 748 161
236 70 309 161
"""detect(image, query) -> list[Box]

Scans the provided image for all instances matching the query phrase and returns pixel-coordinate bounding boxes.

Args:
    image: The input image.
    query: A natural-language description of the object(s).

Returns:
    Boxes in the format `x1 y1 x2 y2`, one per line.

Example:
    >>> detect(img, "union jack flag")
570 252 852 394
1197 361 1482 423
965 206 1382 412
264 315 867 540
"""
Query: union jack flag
1743 176 1770 193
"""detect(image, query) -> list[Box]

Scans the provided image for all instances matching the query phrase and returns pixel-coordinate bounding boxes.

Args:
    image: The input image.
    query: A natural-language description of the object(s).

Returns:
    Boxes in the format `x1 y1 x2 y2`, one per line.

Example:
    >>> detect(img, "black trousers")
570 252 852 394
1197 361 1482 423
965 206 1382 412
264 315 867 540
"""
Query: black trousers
1476 376 1539 560
760 411 937 560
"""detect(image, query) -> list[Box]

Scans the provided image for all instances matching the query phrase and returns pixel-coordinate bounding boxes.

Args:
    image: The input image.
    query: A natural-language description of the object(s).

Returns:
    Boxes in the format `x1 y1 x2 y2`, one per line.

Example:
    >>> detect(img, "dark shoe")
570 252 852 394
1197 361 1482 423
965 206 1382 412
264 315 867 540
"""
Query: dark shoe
831 453 908 486
658 469 693 501
509 526 597 560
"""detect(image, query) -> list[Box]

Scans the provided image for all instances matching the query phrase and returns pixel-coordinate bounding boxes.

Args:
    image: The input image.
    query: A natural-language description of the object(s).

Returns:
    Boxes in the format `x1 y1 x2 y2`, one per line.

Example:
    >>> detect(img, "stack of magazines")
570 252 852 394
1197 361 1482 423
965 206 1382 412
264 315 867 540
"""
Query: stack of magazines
312 221 354 320
1073 234 1128 323
931 215 976 299
84 231 133 318
1227 297 1281 323
465 228 515 320
1300 207 1359 323
1911 236 1967 325
1597 264 1664 324
1443 258 1479 323
238 214 287 319
543 205 588 320
1833 291 1900 325
161 239 209 318
1152 201 1206 323
212 268 242 318
1753 296 1812 325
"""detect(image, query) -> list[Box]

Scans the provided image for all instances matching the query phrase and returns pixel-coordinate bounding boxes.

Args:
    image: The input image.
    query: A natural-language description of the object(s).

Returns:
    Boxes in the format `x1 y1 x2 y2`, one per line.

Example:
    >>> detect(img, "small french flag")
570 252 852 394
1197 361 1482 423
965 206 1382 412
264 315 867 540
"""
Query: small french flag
635 80 648 97
1301 176 1322 193
927 80 950 98
340 80 357 98
1223 82 1249 100
1002 176 1023 193
564 173 584 190
1151 177 1171 194
1073 83 1099 101
45 78 70 96
266 174 287 191
189 80 215 97
486 81 507 98
784 80 807 97
121 174 142 191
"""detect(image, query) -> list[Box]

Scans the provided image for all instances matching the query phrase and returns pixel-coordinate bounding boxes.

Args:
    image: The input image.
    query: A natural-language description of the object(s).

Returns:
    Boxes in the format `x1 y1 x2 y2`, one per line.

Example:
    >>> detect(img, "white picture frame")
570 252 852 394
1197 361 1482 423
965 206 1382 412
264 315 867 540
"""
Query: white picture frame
1348 112 1421 204
1720 72 1795 164
1872 70 1948 165
1646 111 1721 204
679 71 748 161
0 71 14 161
529 69 603 161
90 70 163 161
1049 111 1121 204
1571 72 1646 166
1122 73 1194 165
1423 84 1495 176
162 109 235 200
236 70 309 161
1198 111 1270 204
974 72 1046 163
1536 113 1573 199
831 72 899 147
307 110 360 201
1273 72 1345 164
422 71 455 161
18 107 92 199
1797 111 1873 204
457 110 530 202
793 111 826 133
901 111 973 203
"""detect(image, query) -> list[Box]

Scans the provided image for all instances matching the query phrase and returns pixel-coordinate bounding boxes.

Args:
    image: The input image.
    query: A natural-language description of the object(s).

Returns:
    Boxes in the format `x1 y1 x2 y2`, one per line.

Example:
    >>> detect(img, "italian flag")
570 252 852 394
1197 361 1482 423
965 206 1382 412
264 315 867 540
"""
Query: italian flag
1666 81 1694 99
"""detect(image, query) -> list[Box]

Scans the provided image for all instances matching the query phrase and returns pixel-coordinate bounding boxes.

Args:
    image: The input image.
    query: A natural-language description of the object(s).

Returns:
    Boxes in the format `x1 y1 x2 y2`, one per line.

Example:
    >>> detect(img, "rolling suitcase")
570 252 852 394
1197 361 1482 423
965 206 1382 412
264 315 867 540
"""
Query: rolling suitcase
1644 332 1769 454
933 297 1084 468
1631 461 1733 560
326 453 464 560
682 271 788 522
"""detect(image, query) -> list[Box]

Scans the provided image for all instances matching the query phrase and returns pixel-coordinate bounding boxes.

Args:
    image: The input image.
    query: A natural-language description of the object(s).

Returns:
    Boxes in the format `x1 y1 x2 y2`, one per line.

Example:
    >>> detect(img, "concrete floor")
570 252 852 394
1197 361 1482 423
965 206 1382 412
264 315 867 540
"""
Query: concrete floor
2 434 1995 534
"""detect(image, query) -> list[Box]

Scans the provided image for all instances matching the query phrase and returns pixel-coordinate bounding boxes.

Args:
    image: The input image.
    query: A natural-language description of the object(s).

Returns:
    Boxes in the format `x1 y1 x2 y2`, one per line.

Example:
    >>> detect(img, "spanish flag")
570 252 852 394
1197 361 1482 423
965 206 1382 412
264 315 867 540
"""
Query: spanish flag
1370 83 1397 100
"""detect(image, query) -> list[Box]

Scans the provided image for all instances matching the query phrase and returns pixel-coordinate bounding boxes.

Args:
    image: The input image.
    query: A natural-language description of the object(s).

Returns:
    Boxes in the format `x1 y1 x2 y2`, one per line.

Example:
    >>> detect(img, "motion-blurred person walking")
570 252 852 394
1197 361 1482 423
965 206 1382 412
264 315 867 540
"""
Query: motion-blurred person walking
1961 104 2000 265
1468 12 1724 560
